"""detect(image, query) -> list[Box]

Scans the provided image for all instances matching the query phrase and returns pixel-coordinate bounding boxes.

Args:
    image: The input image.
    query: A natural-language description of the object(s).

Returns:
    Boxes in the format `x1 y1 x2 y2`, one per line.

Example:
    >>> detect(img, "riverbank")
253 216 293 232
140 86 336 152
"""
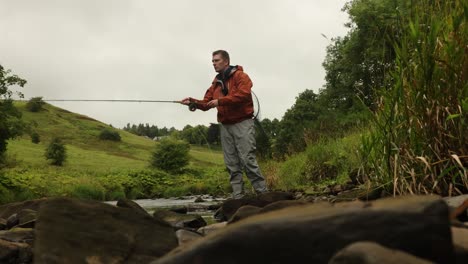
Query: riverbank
0 192 466 263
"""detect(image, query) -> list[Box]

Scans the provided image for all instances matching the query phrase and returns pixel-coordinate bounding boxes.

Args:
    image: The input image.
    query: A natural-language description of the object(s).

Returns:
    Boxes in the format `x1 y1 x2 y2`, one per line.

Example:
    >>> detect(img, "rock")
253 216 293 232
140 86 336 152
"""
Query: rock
0 198 48 219
0 219 6 230
175 230 203 246
228 200 309 224
0 228 34 246
331 184 344 195
14 209 37 228
452 227 468 264
5 214 18 230
153 195 453 264
17 209 37 225
197 222 227 236
349 168 368 185
444 194 468 208
34 197 177 264
168 206 188 214
329 241 434 263
257 191 294 203
116 199 150 216
260 200 308 213
207 204 221 211
294 192 303 200
214 191 294 221
444 195 468 222
228 205 261 224
153 209 207 230
194 197 205 203
0 239 32 264
336 186 383 201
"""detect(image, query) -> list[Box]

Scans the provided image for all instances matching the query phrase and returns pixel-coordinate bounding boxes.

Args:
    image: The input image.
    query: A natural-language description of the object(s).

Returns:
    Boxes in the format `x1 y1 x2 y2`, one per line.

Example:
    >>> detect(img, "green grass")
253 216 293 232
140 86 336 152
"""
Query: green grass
0 102 226 204
262 130 364 191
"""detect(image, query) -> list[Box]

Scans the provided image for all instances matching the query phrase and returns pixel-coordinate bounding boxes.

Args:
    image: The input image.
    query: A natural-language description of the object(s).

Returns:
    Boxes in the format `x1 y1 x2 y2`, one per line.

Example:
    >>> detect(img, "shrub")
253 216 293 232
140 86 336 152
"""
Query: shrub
150 138 190 173
45 137 67 166
99 129 121 141
25 97 45 112
70 184 105 200
30 132 40 144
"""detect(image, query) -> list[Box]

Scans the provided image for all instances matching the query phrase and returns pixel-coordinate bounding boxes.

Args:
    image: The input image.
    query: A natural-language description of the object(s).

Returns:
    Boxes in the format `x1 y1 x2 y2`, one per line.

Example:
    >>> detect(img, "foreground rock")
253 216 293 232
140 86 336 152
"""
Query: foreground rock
153 195 453 264
0 239 32 264
34 197 178 264
153 209 207 230
329 241 434 263
214 191 294 221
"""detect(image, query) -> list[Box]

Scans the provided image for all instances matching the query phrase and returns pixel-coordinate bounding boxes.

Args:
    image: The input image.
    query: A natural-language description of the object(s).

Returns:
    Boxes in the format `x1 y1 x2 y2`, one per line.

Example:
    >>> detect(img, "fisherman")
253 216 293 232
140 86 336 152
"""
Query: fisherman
181 50 268 199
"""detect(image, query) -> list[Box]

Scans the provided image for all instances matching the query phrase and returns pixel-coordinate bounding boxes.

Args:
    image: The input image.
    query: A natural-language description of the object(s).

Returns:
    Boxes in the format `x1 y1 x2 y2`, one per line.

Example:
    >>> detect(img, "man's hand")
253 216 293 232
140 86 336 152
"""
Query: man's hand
180 98 191 105
207 99 219 108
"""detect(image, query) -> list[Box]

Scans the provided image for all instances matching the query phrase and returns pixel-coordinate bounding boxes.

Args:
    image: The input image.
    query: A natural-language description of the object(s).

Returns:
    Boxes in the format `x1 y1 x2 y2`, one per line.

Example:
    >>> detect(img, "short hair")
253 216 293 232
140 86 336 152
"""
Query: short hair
212 50 230 64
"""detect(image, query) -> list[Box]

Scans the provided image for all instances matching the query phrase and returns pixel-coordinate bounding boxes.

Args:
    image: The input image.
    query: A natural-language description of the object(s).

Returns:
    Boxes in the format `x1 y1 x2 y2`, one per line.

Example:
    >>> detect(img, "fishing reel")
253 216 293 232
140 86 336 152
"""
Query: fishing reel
188 101 197 112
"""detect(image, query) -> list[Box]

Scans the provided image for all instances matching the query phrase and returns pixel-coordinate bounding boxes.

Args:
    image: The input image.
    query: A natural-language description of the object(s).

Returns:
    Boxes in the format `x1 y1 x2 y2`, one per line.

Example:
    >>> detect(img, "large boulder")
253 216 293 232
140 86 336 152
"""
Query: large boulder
175 230 203 246
116 198 150 216
329 241 434 264
0 198 48 219
444 195 468 222
153 209 206 230
227 205 261 224
153 195 453 264
0 228 34 246
452 227 468 263
214 191 294 221
0 239 32 264
34 197 178 264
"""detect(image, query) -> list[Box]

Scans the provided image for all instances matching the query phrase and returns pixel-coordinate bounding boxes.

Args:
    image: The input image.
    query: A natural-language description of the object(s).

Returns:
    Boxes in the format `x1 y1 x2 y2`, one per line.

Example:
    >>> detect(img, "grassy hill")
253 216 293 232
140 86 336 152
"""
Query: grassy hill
0 102 228 203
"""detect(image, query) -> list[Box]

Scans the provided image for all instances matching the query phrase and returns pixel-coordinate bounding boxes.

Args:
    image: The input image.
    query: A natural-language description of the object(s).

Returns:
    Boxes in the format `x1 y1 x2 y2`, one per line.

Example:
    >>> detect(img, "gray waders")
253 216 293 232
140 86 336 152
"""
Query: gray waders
220 118 267 199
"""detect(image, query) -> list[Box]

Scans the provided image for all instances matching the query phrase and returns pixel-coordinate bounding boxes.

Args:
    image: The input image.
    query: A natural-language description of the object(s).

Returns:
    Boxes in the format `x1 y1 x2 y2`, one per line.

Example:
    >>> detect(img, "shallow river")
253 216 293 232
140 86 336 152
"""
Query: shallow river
105 195 223 223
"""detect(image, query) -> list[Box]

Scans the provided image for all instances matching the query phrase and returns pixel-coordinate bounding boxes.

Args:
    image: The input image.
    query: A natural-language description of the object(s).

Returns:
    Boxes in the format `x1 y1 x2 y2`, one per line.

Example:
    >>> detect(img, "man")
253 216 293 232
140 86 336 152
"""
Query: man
181 50 268 199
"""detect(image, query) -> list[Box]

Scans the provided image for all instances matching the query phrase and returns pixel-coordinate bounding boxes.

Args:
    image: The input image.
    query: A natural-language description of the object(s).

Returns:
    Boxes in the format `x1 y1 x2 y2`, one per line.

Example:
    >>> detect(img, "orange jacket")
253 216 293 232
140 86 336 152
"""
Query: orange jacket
191 65 254 124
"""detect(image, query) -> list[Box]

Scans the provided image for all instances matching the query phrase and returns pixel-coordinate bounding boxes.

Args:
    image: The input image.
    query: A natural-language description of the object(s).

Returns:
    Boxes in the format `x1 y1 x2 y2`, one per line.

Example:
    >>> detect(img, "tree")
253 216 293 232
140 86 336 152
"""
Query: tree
30 131 40 144
274 90 321 157
150 138 190 173
99 129 121 141
178 125 208 145
25 97 45 112
45 137 67 166
255 119 271 160
0 65 27 163
207 123 220 145
322 0 403 112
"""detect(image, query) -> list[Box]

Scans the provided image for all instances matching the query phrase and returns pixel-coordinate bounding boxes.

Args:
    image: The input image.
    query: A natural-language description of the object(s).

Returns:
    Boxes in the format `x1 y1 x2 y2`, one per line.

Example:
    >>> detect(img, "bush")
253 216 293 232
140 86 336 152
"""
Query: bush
69 184 105 200
45 137 67 166
99 129 121 141
25 97 45 112
150 138 190 173
31 132 40 144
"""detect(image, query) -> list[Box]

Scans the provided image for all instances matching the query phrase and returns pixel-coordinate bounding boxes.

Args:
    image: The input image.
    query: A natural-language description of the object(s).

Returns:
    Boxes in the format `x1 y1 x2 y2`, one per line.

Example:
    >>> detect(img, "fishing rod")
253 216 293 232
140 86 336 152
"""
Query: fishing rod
41 99 198 111
43 99 181 103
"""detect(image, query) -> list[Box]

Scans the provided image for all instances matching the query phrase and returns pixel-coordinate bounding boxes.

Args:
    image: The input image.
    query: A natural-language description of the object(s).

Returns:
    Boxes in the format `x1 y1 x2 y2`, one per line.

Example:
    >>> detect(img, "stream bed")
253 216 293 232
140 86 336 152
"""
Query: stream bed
105 195 224 224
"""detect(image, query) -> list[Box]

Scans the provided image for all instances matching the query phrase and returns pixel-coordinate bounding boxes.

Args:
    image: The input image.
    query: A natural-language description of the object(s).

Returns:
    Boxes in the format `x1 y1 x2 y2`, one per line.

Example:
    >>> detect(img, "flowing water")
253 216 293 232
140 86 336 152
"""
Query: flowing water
106 195 223 223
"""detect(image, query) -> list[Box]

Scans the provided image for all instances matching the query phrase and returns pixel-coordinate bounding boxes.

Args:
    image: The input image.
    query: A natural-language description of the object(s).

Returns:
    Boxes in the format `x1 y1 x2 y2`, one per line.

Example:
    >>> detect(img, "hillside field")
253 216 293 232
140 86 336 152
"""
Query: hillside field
0 102 230 203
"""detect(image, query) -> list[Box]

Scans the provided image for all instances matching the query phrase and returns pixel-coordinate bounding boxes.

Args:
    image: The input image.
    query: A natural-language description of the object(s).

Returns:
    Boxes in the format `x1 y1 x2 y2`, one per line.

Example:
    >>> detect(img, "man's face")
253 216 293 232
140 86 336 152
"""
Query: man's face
212 54 229 73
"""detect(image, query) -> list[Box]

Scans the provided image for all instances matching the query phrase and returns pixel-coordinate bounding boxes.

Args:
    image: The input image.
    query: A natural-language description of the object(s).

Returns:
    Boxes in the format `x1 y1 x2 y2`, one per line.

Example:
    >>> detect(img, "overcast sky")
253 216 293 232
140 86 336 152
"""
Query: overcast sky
1 0 350 130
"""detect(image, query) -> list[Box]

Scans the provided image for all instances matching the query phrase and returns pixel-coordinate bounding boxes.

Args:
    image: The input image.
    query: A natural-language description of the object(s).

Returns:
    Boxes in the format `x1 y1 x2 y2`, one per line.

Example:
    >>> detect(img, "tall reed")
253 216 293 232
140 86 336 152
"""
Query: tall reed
361 0 467 195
